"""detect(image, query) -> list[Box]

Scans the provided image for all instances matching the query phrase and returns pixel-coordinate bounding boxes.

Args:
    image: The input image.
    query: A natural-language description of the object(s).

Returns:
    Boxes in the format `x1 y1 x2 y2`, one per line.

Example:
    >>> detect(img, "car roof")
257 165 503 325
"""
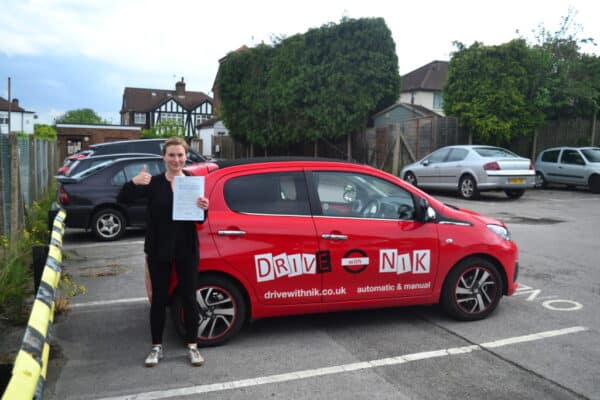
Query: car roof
214 156 355 169
79 152 161 160
90 138 164 149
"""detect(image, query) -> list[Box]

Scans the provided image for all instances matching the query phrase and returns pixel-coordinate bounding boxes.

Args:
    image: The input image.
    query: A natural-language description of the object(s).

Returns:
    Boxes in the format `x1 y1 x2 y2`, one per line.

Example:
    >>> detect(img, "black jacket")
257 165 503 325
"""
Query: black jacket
118 172 200 264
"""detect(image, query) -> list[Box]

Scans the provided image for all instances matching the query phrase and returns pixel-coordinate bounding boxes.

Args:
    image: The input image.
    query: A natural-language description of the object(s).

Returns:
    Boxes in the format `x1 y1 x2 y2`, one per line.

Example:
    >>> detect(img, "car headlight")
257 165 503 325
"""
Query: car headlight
487 224 511 241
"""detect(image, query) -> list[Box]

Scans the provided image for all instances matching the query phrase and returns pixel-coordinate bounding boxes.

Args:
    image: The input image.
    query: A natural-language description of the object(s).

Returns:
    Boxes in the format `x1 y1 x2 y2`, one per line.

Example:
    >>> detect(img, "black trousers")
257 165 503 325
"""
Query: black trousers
147 256 199 344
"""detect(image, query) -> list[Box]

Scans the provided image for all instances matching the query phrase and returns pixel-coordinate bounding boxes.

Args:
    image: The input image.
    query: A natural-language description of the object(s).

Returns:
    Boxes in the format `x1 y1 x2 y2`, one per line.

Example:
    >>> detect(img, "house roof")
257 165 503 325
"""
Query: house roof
0 97 26 112
120 86 212 113
401 60 448 92
372 102 442 119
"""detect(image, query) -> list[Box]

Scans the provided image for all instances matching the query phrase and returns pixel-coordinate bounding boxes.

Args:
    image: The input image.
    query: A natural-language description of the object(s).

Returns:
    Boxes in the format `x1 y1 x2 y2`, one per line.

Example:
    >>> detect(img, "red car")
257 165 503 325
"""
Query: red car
162 159 519 346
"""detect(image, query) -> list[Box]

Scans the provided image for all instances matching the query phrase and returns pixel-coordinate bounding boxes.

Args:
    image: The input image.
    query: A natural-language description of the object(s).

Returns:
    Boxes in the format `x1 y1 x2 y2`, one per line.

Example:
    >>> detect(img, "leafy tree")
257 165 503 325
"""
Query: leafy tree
54 108 106 125
141 119 185 138
218 17 400 149
443 39 546 144
33 124 57 140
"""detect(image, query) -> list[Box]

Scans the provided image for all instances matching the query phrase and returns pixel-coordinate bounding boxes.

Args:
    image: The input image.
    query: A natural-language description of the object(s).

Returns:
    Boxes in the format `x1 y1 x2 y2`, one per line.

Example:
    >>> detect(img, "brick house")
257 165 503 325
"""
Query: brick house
55 124 141 161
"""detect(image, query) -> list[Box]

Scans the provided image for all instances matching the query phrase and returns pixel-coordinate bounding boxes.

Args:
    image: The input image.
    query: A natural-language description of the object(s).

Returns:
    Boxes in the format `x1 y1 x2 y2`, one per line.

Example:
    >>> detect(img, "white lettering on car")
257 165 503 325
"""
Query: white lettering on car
255 253 317 282
379 249 430 274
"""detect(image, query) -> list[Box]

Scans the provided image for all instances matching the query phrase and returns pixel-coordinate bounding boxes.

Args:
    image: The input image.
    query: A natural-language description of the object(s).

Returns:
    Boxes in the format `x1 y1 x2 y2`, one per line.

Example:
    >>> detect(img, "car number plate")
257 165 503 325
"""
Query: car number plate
509 178 525 184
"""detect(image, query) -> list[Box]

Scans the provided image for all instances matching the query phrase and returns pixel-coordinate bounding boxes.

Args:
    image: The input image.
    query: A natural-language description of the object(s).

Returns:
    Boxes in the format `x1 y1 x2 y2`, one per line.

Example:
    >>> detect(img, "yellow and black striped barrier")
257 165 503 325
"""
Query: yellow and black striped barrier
2 209 66 400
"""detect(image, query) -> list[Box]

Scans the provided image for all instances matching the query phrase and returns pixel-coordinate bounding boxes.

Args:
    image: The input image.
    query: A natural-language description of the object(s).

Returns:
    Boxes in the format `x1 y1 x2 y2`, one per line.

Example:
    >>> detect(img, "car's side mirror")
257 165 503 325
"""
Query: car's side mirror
421 160 430 166
417 198 436 222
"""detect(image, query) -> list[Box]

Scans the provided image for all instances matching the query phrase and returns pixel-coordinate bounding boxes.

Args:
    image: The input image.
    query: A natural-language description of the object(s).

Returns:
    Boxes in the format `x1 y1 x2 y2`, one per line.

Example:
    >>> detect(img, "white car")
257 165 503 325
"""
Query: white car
401 145 535 200
535 147 600 193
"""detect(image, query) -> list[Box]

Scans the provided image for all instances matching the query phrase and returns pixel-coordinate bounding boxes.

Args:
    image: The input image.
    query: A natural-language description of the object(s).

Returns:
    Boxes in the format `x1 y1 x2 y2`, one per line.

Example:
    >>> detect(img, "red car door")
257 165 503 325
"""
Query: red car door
309 169 439 303
209 168 323 305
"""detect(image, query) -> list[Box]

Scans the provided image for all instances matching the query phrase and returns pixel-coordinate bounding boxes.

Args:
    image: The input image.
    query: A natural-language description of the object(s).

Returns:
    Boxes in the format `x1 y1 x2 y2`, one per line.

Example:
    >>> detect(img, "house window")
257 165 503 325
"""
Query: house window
0 117 8 124
134 113 146 124
433 92 444 110
195 114 210 125
161 113 183 124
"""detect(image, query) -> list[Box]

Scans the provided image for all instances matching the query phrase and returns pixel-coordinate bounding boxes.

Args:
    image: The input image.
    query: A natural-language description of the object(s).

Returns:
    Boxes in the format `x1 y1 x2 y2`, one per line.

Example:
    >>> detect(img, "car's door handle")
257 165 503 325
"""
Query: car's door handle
218 230 246 236
321 233 348 240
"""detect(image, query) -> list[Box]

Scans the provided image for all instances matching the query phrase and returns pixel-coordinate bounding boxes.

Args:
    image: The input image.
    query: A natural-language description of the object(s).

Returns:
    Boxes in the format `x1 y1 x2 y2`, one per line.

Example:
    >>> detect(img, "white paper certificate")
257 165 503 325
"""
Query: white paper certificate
172 176 205 221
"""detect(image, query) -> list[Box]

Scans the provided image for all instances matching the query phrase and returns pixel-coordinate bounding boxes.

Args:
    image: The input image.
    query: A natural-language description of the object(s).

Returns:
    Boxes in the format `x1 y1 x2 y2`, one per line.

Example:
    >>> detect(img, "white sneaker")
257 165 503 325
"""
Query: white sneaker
145 345 163 367
188 344 204 366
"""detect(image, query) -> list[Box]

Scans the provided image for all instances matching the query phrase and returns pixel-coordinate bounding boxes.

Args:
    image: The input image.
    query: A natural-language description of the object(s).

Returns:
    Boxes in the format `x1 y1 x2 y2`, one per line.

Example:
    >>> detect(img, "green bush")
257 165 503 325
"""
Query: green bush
0 182 56 323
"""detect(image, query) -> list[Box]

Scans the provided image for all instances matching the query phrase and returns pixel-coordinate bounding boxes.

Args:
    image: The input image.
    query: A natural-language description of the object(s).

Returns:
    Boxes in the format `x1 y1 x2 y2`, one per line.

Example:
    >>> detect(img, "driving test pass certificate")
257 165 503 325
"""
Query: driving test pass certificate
172 176 205 221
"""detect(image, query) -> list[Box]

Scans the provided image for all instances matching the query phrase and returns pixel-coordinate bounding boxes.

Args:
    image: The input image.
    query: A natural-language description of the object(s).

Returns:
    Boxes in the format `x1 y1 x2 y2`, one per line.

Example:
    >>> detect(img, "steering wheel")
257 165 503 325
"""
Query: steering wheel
361 199 381 217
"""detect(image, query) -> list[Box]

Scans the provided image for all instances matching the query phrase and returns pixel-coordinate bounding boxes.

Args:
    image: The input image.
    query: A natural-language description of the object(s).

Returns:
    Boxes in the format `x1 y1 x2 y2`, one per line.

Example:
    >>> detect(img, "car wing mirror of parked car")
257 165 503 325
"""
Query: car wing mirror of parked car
417 197 436 222
421 160 430 166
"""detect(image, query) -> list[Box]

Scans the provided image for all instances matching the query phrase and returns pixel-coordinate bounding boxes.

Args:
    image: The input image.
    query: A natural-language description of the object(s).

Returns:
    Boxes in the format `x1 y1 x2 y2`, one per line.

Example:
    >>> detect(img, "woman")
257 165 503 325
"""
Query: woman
118 136 208 367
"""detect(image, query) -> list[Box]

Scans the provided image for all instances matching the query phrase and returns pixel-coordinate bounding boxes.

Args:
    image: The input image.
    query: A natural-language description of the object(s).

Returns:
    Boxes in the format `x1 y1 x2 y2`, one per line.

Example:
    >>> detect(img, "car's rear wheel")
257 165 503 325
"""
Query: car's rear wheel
404 172 417 186
535 171 547 188
441 257 503 320
91 208 125 241
504 189 525 199
173 275 246 347
459 175 479 200
589 175 600 194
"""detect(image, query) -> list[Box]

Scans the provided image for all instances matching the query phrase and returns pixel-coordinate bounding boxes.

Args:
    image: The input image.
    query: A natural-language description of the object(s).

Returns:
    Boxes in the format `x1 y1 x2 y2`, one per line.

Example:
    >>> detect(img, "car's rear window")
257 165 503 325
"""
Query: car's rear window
224 172 310 215
541 150 560 163
582 148 600 162
474 147 518 158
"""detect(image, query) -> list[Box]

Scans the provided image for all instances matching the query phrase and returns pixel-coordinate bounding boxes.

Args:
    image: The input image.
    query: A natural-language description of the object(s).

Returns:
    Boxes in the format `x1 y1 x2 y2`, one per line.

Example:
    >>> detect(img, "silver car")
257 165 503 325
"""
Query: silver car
534 147 600 193
401 145 535 200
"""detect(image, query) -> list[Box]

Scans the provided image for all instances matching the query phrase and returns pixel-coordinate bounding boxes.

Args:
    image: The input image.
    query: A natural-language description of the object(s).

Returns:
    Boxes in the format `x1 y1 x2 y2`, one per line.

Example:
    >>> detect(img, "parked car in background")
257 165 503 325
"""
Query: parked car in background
401 145 535 200
57 150 93 175
535 147 600 193
162 158 519 346
89 138 210 163
61 153 162 177
55 156 167 240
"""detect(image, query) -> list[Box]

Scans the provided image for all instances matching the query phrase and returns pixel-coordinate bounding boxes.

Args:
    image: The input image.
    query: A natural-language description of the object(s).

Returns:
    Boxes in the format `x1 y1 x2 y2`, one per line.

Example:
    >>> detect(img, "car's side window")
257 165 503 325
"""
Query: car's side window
560 150 585 165
313 171 415 220
541 150 560 163
424 148 450 164
224 172 310 215
112 161 162 186
446 148 468 162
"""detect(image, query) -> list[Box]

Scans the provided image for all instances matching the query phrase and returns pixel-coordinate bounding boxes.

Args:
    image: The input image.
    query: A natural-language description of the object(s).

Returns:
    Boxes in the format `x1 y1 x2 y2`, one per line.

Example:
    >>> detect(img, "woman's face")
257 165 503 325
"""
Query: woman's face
163 144 187 174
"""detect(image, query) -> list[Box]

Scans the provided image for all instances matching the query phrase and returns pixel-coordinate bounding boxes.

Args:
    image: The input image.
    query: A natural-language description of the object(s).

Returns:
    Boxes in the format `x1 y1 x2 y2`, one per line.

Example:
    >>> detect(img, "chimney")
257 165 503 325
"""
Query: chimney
175 77 185 96
12 99 19 108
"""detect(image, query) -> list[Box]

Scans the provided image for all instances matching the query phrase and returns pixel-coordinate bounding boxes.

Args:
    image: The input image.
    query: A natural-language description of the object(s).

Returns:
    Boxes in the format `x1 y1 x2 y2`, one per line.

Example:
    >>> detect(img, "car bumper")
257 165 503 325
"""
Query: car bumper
478 174 535 190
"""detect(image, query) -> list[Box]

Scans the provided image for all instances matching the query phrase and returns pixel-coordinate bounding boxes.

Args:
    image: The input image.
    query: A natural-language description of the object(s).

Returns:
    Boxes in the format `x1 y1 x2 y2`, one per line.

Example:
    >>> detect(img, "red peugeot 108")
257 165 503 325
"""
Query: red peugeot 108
160 158 519 346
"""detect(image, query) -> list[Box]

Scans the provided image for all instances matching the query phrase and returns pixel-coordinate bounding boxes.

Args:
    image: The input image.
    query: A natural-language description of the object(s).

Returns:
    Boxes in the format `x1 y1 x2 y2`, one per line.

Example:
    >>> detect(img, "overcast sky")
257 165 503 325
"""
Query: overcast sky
1 0 599 125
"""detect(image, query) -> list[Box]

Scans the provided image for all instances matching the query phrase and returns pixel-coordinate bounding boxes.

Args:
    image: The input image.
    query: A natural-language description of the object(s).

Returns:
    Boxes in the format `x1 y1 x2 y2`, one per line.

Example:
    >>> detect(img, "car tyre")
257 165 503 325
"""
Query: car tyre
504 189 525 199
535 171 547 188
91 208 125 241
588 175 600 194
404 172 418 186
173 275 246 347
459 175 479 200
441 257 503 321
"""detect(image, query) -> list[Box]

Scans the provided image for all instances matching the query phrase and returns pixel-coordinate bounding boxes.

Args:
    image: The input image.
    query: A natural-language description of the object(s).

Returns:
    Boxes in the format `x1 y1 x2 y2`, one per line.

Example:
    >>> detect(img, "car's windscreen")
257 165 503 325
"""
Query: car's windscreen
581 148 600 162
474 147 519 158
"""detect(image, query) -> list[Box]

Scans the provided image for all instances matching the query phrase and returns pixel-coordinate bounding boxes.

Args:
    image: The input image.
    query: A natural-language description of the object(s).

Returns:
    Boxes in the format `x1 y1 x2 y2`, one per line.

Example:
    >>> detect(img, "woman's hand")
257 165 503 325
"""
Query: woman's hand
196 196 209 210
132 165 152 185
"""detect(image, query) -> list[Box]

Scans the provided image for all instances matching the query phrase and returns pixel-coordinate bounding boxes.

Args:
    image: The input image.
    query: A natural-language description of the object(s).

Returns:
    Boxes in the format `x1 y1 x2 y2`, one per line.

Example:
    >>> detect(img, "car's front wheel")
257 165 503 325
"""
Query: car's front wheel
404 172 418 186
91 208 125 241
459 175 479 200
535 171 547 188
173 275 246 347
504 189 525 199
441 257 503 320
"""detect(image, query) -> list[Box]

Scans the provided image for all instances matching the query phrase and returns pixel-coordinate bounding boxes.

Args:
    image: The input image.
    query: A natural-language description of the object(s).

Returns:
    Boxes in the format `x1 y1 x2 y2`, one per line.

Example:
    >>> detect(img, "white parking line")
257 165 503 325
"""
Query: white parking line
95 326 587 400
70 297 148 308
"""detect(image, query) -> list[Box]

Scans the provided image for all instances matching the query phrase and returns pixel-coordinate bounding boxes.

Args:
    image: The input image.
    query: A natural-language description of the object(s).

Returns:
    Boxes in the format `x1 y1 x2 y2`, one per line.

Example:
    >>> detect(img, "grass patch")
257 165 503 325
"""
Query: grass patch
0 182 56 324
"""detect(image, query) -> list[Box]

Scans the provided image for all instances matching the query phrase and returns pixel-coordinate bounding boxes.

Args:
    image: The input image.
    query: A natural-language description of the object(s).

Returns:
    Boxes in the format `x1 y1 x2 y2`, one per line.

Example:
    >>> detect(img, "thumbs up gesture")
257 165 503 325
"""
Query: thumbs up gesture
132 164 152 185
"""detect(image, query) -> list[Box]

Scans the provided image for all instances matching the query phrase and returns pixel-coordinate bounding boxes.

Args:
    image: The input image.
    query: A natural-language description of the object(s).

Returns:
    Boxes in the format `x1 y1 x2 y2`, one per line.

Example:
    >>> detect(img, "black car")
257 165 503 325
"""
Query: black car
89 138 209 163
62 153 162 177
55 156 166 241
